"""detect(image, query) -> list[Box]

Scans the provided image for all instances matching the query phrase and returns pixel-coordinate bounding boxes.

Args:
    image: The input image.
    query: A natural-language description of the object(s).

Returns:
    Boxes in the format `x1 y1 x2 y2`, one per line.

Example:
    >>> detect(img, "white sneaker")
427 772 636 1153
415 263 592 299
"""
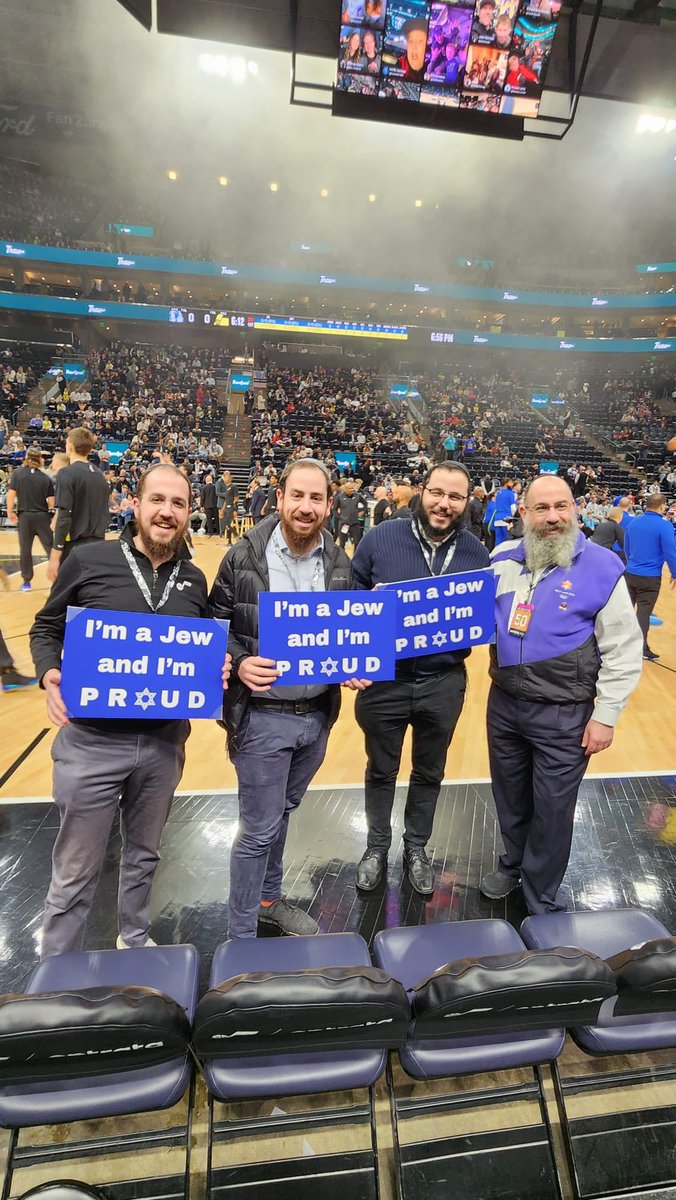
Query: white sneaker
116 934 157 949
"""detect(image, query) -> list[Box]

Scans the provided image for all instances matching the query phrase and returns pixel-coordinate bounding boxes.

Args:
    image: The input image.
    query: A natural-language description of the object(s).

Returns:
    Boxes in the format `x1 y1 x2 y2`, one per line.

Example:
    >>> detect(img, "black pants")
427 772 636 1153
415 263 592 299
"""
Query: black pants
18 512 53 582
487 684 592 914
625 572 661 652
0 630 13 670
205 507 219 536
61 536 103 565
337 522 363 549
354 667 466 851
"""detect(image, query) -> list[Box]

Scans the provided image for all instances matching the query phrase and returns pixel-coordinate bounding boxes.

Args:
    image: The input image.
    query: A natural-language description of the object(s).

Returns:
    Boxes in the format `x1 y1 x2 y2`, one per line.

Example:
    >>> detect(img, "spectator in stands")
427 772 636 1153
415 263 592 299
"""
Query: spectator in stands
209 459 351 939
624 493 676 661
201 472 220 537
350 463 490 896
481 475 643 913
389 480 415 519
467 486 485 541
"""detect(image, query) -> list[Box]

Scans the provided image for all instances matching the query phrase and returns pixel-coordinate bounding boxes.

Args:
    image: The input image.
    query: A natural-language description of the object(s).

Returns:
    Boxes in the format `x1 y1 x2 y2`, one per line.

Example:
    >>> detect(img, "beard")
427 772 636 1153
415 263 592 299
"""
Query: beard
417 506 462 543
523 520 578 572
136 520 186 562
279 513 323 555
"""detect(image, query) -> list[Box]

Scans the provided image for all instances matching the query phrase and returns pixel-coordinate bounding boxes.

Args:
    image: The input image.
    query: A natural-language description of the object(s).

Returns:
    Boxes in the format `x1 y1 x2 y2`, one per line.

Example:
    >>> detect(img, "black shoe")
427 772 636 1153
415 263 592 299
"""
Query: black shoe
403 847 434 896
257 899 319 936
1 668 37 691
643 649 660 661
356 849 387 891
480 869 520 900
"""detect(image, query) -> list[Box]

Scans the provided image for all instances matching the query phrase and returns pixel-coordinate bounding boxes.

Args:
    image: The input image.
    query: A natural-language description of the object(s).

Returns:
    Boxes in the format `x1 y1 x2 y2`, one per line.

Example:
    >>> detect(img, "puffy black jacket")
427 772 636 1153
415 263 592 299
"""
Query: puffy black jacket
209 515 352 752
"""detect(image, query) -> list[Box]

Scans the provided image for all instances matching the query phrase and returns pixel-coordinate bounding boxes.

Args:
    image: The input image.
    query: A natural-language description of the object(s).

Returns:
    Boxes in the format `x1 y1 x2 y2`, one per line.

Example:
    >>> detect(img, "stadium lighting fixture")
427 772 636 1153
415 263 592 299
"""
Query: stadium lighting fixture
368 193 376 202
269 182 279 192
198 53 258 80
167 170 178 180
320 188 329 197
414 199 423 207
218 176 228 186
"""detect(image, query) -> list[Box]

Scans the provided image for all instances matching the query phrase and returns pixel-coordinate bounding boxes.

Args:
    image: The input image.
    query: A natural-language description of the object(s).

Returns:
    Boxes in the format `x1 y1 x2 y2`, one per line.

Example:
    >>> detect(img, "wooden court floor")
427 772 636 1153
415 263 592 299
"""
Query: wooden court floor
1 530 675 800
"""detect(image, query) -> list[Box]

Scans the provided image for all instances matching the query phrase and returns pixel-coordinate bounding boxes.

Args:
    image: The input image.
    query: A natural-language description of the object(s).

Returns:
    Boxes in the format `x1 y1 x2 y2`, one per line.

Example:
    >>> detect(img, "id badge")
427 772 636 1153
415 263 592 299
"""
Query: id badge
509 602 534 638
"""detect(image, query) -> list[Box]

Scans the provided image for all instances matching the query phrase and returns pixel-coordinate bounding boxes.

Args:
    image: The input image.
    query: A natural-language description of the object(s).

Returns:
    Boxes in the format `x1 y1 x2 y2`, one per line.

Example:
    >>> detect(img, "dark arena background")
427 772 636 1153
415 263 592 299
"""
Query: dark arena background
0 1 675 1198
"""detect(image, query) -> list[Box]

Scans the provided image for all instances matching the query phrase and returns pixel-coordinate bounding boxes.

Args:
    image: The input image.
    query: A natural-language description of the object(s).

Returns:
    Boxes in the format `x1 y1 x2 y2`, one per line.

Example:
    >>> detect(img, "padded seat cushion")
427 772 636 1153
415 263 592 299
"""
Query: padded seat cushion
194 966 409 1057
412 947 616 1037
606 937 676 1016
0 986 191 1086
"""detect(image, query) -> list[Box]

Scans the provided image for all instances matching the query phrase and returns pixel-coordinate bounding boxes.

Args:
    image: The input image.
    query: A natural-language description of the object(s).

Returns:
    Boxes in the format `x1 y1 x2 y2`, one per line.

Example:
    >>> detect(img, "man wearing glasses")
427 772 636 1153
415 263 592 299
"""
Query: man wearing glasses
481 474 642 914
350 463 490 896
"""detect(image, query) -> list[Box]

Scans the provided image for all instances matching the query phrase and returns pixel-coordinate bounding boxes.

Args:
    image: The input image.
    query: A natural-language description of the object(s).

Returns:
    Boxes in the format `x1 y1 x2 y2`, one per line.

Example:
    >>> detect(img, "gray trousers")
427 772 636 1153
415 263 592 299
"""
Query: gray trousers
42 720 189 958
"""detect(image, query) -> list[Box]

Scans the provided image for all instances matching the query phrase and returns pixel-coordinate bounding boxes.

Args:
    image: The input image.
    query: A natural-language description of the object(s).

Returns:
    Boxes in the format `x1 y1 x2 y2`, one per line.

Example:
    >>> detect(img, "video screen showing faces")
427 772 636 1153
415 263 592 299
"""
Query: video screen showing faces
335 0 561 116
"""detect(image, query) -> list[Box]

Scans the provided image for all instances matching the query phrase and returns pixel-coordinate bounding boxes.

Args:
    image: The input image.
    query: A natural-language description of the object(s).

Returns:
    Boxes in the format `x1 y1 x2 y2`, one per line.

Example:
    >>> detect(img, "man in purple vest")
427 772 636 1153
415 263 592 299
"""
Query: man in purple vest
480 475 643 914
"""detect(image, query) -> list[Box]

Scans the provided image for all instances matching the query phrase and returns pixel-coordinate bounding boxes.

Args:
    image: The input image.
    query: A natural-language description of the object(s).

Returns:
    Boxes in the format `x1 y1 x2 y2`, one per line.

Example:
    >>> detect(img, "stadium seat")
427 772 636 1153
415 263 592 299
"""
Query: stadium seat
521 909 676 1199
193 932 409 1199
0 945 200 1200
372 920 616 1200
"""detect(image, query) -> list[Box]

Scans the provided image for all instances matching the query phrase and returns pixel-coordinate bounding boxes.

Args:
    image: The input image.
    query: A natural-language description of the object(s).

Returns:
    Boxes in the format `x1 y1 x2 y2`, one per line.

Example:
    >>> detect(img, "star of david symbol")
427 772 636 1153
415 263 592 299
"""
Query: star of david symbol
319 657 339 677
135 687 157 711
432 631 448 648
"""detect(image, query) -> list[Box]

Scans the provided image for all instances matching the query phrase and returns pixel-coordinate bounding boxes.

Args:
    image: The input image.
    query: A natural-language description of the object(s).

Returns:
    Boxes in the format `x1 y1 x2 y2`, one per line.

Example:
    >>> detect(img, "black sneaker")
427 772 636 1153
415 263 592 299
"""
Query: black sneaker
1 668 38 691
643 649 660 661
257 899 319 936
356 849 388 891
480 869 520 900
403 847 434 896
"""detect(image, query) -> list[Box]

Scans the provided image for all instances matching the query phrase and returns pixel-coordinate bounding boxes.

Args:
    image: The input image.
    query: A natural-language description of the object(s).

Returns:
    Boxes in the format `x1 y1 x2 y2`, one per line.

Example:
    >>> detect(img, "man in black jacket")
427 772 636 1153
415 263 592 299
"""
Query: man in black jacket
333 479 368 548
201 472 219 537
210 459 351 939
350 463 491 896
30 464 229 959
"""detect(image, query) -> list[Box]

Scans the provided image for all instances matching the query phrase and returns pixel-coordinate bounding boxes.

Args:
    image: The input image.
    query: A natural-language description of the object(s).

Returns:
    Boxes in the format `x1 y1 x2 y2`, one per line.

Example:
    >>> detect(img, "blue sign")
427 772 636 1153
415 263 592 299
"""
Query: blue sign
335 451 357 472
231 372 252 392
531 393 549 407
109 223 154 238
60 608 229 719
539 460 560 475
258 591 397 686
47 363 87 380
104 442 130 464
378 570 496 660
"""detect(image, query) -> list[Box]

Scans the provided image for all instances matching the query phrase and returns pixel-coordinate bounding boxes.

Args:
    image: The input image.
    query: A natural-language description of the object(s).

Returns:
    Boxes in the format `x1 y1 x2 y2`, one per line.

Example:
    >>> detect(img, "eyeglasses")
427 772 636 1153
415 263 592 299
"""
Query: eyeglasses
525 501 574 515
424 487 469 503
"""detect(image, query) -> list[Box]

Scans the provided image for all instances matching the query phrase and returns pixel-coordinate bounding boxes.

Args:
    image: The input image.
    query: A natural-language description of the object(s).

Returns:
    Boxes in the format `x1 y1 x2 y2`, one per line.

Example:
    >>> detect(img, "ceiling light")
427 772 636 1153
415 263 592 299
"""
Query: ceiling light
414 199 423 207
218 176 228 187
320 188 329 198
167 170 178 181
636 112 676 134
368 193 376 202
230 56 247 83
269 182 279 192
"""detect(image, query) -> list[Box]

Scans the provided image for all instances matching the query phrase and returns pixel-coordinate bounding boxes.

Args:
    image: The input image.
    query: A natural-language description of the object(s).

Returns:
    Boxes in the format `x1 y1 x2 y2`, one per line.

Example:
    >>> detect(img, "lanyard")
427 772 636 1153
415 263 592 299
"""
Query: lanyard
410 519 457 577
120 539 182 612
523 564 556 603
272 529 324 592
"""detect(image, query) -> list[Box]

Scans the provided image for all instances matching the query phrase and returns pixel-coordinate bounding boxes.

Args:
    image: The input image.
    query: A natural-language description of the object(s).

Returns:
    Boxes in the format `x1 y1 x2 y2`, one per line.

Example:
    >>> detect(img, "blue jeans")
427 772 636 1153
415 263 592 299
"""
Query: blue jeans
228 705 330 938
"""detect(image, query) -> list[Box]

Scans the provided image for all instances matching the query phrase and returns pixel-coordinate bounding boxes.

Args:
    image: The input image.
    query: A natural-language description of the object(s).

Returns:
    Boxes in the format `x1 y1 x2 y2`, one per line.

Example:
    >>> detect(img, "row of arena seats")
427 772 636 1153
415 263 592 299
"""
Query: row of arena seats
1 908 674 1200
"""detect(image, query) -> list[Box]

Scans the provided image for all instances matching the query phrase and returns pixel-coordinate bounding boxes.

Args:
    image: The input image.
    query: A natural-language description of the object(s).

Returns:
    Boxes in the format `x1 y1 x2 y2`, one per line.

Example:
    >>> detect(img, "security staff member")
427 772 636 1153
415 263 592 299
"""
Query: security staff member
30 465 229 958
350 463 490 896
334 480 368 549
47 427 110 582
6 448 54 591
482 475 642 914
209 459 351 939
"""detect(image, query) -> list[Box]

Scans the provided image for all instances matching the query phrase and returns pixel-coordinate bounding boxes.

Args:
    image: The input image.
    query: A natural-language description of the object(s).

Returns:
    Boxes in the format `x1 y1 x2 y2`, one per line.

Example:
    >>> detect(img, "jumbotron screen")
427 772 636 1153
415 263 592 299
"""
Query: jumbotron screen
336 0 561 119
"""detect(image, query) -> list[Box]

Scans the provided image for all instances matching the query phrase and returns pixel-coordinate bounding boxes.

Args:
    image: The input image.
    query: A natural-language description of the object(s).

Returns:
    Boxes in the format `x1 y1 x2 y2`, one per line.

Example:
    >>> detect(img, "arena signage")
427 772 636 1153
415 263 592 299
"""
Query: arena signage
60 608 229 719
258 591 397 686
378 569 496 659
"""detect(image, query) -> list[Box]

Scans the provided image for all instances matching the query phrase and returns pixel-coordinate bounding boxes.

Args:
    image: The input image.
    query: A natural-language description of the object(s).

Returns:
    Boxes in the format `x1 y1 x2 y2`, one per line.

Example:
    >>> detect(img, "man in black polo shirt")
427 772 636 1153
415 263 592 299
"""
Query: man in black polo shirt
6 448 54 592
47 427 110 583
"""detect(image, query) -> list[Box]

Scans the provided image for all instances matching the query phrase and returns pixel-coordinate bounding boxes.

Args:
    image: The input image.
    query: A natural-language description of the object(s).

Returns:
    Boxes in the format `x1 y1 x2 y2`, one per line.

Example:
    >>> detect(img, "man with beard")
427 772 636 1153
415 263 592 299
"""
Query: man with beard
209 460 351 939
481 474 642 914
30 465 229 957
349 463 490 896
